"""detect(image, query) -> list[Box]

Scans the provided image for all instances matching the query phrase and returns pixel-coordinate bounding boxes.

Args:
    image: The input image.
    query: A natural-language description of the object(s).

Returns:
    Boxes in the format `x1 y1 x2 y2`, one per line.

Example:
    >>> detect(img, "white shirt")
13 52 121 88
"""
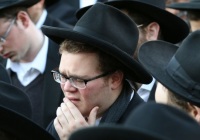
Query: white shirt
79 0 97 8
36 9 47 29
6 36 49 86
137 78 156 102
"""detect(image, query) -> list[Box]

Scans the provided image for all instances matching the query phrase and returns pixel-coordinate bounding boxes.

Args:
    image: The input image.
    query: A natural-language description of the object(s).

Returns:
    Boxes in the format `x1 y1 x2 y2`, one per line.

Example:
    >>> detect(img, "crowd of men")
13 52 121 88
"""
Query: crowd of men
0 0 200 140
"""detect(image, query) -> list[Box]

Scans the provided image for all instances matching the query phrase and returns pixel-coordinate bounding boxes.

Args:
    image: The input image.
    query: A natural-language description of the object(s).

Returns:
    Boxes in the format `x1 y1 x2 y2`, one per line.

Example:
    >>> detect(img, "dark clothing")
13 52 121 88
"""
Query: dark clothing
10 72 44 126
47 0 78 26
46 81 144 140
147 82 157 102
47 0 108 26
43 14 73 29
2 39 64 128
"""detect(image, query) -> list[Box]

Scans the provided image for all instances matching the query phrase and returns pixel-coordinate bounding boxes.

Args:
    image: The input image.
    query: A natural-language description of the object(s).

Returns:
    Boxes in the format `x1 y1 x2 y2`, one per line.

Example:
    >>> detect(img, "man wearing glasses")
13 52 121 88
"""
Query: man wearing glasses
42 3 152 140
0 0 64 129
76 0 190 102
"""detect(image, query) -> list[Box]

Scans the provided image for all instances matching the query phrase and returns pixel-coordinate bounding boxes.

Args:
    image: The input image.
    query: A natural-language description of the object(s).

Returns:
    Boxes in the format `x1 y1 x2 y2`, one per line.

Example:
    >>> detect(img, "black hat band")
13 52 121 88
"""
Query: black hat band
167 56 200 99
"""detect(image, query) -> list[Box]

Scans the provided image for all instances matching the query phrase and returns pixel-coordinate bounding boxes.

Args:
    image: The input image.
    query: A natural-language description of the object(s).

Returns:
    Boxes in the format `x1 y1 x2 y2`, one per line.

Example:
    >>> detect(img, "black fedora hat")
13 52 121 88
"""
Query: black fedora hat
69 125 167 140
167 0 200 10
69 102 200 140
0 81 32 118
0 0 39 10
76 0 189 44
41 3 152 84
138 30 200 107
0 63 11 83
0 81 55 139
0 105 56 140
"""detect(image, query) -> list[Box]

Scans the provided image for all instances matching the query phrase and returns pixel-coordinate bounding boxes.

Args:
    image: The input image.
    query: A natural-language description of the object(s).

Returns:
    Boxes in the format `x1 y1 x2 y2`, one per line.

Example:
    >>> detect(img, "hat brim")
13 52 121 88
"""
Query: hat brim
138 41 200 107
0 0 39 10
42 25 152 84
69 125 168 140
0 105 55 140
167 3 200 10
0 81 32 118
76 1 189 44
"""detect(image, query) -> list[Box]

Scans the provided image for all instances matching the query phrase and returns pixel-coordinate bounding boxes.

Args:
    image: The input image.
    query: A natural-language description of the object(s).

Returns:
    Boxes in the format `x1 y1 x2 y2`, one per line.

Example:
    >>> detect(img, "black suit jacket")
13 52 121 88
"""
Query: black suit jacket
46 92 144 140
42 39 64 128
43 14 73 29
47 0 78 26
46 0 108 26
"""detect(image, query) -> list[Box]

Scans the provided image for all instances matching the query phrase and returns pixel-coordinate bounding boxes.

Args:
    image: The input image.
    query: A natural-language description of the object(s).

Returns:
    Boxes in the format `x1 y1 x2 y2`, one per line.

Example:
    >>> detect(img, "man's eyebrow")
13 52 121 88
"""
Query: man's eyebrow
59 70 90 79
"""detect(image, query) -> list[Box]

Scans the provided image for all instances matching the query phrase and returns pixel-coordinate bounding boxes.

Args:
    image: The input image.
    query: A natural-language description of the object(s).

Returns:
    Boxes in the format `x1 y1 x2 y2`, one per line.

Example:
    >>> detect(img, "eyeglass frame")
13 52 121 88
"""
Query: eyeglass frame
51 69 115 89
0 17 16 43
137 24 143 28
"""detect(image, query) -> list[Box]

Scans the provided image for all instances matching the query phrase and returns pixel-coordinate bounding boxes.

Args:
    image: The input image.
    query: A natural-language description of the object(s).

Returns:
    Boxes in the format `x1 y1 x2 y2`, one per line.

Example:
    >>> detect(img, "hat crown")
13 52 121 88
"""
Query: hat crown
191 0 200 2
74 3 139 55
167 0 200 10
0 0 18 7
124 103 200 140
174 30 200 83
0 0 39 10
108 0 165 9
0 81 32 118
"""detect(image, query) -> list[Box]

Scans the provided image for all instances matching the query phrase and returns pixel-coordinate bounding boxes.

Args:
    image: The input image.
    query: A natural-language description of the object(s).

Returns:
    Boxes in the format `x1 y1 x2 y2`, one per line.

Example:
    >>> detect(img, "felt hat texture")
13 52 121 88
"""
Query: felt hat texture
42 3 152 84
76 0 189 44
0 0 39 10
139 30 200 107
167 0 200 10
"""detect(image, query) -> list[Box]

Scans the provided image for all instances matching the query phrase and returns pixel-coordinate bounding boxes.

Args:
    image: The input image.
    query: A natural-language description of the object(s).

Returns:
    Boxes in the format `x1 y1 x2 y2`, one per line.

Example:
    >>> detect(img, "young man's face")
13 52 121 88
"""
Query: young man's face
58 51 117 117
0 17 29 62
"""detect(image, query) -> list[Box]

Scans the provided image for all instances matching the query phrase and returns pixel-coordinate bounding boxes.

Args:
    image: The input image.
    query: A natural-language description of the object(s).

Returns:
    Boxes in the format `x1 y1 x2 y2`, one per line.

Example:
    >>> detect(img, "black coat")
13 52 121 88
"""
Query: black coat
47 0 78 26
43 14 73 29
41 39 64 128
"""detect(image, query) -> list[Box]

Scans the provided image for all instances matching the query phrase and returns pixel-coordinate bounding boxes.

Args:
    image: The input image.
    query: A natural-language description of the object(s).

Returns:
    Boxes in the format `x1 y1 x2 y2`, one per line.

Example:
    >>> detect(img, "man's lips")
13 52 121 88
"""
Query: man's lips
3 52 12 59
68 97 80 103
3 52 14 58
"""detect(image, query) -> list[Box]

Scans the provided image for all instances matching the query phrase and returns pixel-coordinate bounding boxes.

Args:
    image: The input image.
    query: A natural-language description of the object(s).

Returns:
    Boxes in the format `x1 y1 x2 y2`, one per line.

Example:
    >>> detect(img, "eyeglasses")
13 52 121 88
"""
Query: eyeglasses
137 24 143 28
51 69 115 89
0 17 16 43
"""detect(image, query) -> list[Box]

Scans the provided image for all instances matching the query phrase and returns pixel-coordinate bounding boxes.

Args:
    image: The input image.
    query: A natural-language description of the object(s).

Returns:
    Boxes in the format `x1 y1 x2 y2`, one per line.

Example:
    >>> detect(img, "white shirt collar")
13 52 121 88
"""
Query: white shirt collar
137 78 155 102
139 78 155 91
36 9 47 29
79 0 97 8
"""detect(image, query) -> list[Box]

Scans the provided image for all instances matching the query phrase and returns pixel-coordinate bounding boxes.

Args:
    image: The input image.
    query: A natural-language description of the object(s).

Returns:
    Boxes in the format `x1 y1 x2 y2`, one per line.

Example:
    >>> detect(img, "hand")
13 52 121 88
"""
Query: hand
54 97 99 140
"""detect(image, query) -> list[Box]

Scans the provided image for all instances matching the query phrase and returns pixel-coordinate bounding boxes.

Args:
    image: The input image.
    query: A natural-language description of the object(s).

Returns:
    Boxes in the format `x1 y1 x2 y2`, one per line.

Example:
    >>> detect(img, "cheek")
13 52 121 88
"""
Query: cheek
155 85 169 104
80 82 108 108
60 84 64 91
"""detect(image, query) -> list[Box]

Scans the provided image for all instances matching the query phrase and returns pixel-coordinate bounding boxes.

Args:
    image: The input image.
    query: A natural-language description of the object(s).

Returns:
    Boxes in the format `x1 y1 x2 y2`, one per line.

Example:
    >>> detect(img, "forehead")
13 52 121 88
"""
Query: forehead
59 51 100 74
0 18 10 33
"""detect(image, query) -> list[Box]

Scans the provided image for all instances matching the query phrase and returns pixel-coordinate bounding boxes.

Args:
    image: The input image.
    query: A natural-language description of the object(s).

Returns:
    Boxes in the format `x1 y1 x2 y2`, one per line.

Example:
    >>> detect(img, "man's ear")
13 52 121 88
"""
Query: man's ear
16 11 30 28
145 22 160 41
188 102 200 123
110 71 124 90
